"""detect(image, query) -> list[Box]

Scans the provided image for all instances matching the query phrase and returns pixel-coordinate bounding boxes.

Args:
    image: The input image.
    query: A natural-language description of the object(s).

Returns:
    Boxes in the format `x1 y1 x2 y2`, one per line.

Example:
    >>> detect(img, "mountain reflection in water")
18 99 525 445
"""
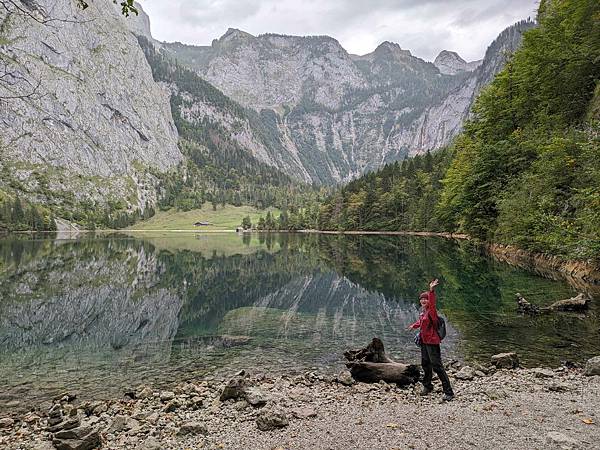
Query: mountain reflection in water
0 233 597 411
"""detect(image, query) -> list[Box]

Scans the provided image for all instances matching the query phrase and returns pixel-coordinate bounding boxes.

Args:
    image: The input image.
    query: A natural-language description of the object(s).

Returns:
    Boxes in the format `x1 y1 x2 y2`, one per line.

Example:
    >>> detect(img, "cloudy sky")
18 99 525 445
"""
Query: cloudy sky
139 0 539 62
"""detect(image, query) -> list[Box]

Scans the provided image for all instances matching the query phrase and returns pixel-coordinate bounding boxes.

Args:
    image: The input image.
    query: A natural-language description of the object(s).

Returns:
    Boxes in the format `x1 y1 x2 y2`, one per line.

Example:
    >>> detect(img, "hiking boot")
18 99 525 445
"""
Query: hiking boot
442 393 454 402
419 387 433 396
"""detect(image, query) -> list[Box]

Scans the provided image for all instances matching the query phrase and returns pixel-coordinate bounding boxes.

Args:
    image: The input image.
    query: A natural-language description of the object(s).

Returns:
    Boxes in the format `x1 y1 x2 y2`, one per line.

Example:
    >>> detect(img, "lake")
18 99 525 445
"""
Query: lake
1 232 598 412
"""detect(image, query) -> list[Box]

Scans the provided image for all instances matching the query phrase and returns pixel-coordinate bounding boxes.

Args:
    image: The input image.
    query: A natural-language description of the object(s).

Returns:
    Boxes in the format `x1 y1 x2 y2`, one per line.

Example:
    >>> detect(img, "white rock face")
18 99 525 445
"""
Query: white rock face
434 50 482 75
164 22 533 184
0 0 181 207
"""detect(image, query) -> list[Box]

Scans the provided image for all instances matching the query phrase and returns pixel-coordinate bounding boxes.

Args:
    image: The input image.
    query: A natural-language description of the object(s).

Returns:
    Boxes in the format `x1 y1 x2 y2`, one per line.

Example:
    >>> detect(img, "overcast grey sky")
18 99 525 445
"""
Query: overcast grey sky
139 0 540 62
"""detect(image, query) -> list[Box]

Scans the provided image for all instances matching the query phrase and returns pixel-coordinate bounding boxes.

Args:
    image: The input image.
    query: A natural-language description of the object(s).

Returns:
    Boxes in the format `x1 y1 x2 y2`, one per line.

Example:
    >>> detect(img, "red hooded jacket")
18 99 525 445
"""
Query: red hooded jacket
410 290 440 345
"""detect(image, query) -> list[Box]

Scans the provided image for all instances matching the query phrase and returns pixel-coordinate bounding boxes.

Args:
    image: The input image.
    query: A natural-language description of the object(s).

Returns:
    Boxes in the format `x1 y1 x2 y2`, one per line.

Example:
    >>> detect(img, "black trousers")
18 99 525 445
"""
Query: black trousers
421 344 454 395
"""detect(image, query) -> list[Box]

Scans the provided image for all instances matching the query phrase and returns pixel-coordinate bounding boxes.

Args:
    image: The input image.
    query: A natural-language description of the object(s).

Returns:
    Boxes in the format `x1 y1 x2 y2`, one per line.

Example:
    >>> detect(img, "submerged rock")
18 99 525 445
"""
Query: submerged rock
491 352 519 369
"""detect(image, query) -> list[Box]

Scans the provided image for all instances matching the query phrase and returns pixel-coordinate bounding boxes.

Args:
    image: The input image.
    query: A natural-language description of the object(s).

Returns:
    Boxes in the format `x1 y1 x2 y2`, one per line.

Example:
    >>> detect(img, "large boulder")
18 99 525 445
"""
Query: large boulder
491 352 519 369
584 356 600 376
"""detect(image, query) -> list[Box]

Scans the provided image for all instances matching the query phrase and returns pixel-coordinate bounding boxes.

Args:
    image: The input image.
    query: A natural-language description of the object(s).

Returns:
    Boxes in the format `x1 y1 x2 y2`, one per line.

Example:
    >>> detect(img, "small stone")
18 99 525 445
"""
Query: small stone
190 396 203 409
47 417 80 433
491 352 519 369
137 387 153 399
291 407 317 419
177 421 208 436
546 431 578 449
53 426 93 440
455 366 475 380
53 392 76 402
220 377 246 402
484 388 508 400
145 412 159 425
163 400 180 413
24 413 41 424
48 404 63 418
245 387 270 407
547 382 571 392
91 402 107 416
0 418 14 428
234 400 249 411
140 436 161 450
48 415 64 426
52 429 100 450
531 368 554 379
474 370 486 377
256 407 289 431
107 415 128 433
31 442 55 450
337 371 355 386
584 356 600 376
159 391 175 402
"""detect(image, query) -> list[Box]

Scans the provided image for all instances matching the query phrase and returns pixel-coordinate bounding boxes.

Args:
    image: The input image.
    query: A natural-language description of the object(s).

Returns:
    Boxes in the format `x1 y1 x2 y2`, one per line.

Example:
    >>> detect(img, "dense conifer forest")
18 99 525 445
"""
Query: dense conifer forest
317 0 600 260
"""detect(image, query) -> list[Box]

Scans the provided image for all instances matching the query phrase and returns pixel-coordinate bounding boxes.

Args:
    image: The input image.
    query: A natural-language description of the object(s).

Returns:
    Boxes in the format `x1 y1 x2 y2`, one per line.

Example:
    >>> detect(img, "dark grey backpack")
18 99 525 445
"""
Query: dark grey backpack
437 315 447 340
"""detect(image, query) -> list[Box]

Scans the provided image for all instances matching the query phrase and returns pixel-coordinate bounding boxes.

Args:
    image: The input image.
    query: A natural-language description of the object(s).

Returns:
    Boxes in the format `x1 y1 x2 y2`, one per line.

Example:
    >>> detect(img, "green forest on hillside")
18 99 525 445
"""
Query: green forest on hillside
318 0 600 260
137 36 322 214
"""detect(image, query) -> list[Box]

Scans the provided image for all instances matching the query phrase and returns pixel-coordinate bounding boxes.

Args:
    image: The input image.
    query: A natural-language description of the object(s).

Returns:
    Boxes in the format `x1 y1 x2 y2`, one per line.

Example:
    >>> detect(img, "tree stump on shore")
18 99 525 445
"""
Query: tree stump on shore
344 338 420 385
516 292 590 315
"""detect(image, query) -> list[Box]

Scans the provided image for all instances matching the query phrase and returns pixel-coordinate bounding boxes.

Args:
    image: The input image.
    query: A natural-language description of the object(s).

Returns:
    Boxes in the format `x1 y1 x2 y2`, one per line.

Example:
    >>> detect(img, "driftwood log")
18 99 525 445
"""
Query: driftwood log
344 338 420 385
516 292 590 315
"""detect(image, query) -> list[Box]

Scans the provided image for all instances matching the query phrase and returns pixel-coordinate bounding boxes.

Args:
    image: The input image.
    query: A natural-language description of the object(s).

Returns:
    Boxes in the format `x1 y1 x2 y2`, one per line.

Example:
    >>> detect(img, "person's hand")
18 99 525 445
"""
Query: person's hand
429 278 439 290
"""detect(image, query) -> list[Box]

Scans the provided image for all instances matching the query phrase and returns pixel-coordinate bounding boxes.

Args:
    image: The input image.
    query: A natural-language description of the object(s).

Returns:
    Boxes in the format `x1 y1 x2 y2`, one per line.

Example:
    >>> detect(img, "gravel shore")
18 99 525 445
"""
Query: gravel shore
1 361 599 450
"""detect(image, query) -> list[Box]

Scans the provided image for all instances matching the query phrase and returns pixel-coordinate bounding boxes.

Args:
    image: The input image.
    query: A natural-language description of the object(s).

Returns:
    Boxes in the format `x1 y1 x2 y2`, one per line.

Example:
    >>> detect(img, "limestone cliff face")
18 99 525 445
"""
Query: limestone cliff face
164 21 535 184
0 0 181 210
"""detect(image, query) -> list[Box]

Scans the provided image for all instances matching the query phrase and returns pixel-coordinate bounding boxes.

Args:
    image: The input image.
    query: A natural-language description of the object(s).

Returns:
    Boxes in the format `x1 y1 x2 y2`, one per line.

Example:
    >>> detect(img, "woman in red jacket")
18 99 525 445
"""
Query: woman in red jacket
409 278 454 401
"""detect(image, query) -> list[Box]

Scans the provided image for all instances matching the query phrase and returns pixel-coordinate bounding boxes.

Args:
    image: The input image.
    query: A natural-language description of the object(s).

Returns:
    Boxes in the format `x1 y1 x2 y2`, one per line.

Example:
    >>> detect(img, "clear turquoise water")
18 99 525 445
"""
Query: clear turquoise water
0 233 598 410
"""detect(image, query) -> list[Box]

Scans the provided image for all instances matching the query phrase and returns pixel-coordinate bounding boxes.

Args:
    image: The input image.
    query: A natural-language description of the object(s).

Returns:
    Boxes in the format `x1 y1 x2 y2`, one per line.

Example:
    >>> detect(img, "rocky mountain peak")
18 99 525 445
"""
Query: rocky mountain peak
434 50 467 74
434 50 483 75
372 41 412 58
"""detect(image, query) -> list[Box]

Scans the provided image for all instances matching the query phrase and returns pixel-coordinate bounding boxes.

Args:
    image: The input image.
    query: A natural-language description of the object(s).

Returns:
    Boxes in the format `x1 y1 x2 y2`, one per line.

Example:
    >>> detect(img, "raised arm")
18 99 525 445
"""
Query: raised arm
427 279 439 322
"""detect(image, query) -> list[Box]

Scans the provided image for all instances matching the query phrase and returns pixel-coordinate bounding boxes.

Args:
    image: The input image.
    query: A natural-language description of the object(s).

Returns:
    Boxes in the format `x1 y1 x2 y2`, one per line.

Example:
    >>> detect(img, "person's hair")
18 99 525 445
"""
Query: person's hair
419 291 429 300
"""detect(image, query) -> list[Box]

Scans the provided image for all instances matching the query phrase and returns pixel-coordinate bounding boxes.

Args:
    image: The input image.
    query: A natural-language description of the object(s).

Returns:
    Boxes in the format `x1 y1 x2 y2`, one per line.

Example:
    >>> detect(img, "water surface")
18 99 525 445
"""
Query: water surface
1 233 598 411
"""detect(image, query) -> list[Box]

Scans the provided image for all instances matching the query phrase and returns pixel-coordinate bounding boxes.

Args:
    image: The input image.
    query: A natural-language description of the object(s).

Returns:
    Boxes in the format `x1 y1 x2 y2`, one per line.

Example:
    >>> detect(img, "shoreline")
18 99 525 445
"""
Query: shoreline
2 361 599 450
6 228 600 287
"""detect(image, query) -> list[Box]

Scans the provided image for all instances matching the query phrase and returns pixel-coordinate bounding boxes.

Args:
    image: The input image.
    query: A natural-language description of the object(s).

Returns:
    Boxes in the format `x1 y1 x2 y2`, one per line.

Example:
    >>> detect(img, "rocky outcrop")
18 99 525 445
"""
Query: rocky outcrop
0 0 181 210
434 50 482 75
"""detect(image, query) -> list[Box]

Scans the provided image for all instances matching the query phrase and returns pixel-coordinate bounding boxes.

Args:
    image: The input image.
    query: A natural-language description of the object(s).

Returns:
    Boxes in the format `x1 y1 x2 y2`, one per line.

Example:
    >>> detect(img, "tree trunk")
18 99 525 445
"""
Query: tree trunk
516 292 590 315
546 293 590 312
344 338 420 385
